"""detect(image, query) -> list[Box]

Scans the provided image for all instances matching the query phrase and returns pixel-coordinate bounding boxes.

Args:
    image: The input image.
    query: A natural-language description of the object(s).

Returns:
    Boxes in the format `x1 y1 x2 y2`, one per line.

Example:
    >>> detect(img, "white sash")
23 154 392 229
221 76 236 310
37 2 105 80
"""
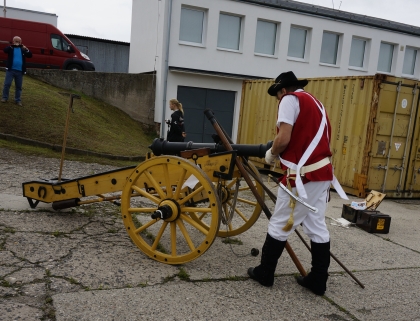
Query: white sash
280 93 348 200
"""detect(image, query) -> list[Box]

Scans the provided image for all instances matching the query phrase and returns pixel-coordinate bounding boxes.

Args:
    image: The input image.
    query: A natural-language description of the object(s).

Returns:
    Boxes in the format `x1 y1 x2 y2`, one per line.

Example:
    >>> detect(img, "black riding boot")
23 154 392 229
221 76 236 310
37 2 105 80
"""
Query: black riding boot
296 241 330 295
247 233 286 287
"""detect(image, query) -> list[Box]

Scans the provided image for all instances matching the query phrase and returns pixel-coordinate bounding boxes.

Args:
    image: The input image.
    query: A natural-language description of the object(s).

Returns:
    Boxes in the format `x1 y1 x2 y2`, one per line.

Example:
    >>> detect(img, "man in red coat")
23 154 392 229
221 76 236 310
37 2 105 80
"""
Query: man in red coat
248 71 348 296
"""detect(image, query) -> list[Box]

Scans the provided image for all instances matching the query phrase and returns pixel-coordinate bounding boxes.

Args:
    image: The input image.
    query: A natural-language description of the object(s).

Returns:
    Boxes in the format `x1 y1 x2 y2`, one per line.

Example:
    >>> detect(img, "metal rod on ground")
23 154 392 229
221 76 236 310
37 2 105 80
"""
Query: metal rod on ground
204 109 307 277
294 228 365 289
57 93 81 182
242 160 365 289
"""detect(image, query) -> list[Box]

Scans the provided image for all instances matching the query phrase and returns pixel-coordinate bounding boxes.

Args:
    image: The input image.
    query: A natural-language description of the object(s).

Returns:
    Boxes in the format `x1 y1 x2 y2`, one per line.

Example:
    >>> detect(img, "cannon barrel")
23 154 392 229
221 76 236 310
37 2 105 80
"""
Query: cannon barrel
149 138 272 158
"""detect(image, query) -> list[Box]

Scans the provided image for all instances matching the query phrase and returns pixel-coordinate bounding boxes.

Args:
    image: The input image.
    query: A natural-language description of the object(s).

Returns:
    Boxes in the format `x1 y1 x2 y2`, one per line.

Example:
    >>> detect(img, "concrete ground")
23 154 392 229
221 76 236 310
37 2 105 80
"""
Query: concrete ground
1 174 420 320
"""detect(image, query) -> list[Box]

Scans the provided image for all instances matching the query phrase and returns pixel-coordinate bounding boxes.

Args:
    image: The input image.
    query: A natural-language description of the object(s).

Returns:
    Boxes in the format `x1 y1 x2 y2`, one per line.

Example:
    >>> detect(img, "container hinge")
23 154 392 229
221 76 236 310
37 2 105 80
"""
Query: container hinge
393 165 403 171
396 82 401 92
375 165 387 170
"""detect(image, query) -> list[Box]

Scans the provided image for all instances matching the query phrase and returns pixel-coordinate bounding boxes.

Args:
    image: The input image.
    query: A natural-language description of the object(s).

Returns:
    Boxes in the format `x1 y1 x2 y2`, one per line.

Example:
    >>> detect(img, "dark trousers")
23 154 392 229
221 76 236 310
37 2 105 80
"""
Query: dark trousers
2 69 24 102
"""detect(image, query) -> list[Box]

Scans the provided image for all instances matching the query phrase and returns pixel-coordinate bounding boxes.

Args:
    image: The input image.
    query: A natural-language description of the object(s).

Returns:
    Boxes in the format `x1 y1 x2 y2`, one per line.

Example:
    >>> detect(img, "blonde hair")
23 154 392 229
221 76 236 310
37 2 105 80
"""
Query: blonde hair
170 98 184 115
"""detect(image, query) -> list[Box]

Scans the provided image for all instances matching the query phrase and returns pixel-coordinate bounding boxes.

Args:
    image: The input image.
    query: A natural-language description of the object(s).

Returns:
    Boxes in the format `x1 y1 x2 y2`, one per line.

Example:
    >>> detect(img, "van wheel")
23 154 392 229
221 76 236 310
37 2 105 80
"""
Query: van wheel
66 64 83 71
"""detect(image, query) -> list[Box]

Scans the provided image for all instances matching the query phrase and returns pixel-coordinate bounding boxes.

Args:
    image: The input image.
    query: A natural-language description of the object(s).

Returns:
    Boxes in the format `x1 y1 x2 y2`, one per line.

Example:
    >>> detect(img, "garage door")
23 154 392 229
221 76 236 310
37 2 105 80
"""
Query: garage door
177 86 236 143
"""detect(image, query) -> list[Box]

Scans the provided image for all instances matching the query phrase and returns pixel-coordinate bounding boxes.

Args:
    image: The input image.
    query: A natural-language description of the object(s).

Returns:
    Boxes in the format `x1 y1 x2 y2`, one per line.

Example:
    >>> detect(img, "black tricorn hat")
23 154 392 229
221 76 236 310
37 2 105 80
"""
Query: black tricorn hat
267 71 308 96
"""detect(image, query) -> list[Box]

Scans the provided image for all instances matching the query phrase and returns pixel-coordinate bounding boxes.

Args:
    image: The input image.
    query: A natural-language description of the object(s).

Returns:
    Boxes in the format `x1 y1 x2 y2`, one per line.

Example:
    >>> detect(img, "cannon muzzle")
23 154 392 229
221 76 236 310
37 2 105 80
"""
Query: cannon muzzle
149 138 272 158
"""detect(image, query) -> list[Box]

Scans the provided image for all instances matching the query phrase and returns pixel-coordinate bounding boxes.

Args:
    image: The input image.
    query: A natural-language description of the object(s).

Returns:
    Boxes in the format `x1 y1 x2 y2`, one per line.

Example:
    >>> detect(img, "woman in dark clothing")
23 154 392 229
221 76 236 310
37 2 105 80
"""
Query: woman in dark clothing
166 98 186 142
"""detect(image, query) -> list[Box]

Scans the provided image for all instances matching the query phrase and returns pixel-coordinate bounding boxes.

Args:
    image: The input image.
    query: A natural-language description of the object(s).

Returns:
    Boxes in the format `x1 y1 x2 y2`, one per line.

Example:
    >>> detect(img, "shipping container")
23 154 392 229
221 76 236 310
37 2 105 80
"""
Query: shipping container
238 74 420 199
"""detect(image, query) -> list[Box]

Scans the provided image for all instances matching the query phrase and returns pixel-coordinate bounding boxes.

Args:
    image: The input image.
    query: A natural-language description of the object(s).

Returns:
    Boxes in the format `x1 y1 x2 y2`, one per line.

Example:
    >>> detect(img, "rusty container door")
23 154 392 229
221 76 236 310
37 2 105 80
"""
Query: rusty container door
368 77 420 198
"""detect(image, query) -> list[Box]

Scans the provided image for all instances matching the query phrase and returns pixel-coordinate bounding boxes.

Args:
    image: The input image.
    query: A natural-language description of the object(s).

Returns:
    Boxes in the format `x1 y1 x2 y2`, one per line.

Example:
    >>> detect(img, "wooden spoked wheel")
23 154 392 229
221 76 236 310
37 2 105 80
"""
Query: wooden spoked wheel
190 160 264 237
120 156 221 264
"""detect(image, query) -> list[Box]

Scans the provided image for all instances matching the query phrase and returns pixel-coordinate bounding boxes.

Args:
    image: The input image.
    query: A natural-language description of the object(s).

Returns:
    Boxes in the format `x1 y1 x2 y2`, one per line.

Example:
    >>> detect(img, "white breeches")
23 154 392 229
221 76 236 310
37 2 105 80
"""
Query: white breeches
268 181 330 243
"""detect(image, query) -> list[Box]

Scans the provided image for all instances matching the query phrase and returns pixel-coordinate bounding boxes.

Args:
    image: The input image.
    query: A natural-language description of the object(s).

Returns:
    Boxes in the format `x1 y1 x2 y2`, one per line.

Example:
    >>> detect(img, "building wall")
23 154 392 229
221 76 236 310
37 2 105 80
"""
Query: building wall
130 0 420 139
67 36 130 73
167 0 420 80
0 6 57 26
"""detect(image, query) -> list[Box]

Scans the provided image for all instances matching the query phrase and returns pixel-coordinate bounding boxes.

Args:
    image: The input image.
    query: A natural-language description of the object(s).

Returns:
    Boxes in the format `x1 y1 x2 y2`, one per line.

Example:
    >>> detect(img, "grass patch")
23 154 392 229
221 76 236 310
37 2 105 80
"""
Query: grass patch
68 277 78 284
4 227 16 234
51 231 65 237
222 237 243 245
163 275 176 283
178 267 190 281
0 70 158 161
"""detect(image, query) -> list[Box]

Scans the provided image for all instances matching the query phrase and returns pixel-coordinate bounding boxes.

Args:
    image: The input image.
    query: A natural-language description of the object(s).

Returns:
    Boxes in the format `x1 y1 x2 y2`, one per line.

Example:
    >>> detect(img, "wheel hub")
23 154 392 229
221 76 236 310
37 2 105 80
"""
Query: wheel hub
151 199 180 222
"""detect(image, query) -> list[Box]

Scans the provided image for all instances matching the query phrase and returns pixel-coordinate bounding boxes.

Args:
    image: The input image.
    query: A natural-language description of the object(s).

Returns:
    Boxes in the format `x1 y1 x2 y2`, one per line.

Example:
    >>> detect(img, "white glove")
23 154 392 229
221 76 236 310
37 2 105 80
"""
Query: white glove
265 148 277 164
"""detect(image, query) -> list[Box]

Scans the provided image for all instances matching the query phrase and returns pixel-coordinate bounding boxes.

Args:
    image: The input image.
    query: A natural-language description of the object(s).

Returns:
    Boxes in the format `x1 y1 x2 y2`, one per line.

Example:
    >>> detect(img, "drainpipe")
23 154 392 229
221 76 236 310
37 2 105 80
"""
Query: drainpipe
160 0 173 138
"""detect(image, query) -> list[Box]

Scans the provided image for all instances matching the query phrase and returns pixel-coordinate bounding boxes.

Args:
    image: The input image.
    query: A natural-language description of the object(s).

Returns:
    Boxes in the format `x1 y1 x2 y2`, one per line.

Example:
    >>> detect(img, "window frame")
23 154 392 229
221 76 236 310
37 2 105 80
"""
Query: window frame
402 46 419 77
178 5 207 48
319 31 342 67
51 34 70 52
217 12 244 53
348 36 370 71
254 19 279 58
377 41 396 74
287 25 311 62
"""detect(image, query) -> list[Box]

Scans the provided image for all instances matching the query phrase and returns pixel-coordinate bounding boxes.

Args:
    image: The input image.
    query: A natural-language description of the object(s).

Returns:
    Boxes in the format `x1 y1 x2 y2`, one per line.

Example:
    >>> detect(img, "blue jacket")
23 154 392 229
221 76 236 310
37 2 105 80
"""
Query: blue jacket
3 45 32 73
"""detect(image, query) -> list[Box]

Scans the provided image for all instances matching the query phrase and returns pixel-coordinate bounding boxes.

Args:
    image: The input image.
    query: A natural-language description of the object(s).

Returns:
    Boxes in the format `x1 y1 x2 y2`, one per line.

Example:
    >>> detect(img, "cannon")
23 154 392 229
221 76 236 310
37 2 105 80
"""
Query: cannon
22 113 273 265
21 109 366 288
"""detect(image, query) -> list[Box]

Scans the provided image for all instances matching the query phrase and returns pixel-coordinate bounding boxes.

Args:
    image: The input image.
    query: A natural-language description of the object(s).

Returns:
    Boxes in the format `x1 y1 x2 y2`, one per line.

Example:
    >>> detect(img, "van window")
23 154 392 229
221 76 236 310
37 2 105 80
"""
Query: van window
51 34 70 51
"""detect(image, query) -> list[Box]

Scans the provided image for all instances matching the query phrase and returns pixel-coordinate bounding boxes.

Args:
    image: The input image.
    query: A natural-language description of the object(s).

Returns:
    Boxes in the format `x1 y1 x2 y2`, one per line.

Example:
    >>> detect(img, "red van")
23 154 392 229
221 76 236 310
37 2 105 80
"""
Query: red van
0 17 95 71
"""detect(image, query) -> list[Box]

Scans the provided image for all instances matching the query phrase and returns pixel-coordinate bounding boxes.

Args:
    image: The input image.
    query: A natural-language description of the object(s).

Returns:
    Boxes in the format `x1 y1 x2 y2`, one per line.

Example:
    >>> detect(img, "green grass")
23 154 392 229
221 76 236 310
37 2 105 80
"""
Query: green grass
0 70 158 160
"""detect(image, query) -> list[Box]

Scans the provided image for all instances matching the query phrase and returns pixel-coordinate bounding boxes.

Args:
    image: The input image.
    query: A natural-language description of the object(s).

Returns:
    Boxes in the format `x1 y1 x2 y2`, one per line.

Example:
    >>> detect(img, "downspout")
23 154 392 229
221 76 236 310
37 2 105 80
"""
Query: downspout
160 0 173 138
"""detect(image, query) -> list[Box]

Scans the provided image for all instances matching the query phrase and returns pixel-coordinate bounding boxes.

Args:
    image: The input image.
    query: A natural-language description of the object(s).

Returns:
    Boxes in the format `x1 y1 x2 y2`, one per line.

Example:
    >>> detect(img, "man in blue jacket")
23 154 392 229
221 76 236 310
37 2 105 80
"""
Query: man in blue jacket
1 36 32 106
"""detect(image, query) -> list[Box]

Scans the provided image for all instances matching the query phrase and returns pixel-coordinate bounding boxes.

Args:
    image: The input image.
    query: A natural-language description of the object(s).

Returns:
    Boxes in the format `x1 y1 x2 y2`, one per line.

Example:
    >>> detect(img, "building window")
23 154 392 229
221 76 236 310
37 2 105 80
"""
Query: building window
255 20 277 56
377 42 394 73
320 32 339 65
217 13 242 51
179 7 205 44
402 47 417 75
349 37 366 68
288 26 307 59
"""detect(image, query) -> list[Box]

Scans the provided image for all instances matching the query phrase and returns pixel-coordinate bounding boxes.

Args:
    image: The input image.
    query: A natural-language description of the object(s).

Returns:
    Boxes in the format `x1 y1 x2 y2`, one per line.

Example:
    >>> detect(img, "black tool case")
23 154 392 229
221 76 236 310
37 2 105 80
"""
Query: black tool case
341 190 386 223
355 210 391 234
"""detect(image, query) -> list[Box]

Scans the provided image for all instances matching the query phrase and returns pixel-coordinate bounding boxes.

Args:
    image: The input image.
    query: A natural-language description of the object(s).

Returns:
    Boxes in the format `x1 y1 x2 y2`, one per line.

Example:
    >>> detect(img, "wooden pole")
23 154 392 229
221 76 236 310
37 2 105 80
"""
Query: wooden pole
204 109 307 276
58 95 74 182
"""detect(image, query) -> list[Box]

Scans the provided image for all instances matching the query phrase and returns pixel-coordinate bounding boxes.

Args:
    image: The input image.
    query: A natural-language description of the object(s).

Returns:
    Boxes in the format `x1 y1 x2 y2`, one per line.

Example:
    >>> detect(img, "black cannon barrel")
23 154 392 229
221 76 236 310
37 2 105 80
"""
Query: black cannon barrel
149 138 272 158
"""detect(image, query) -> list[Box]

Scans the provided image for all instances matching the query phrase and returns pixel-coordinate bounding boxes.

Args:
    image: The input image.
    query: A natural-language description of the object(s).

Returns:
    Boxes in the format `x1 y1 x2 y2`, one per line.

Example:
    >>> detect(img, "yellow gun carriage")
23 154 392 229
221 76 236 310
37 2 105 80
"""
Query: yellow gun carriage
22 134 271 265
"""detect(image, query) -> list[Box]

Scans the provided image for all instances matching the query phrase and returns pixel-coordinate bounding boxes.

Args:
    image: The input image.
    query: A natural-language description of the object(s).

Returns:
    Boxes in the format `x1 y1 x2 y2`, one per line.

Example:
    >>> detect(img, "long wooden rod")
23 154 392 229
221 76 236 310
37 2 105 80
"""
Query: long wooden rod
204 109 307 277
58 95 74 182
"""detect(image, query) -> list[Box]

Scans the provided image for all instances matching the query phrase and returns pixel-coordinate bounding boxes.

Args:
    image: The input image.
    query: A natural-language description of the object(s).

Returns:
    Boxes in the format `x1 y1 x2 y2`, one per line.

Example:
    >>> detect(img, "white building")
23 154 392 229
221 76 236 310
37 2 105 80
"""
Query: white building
0 6 57 26
129 0 420 142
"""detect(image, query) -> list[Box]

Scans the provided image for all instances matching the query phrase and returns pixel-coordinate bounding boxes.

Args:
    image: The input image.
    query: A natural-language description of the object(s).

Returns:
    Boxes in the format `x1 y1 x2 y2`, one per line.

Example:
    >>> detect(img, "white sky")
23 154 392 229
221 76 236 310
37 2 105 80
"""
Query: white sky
3 0 420 43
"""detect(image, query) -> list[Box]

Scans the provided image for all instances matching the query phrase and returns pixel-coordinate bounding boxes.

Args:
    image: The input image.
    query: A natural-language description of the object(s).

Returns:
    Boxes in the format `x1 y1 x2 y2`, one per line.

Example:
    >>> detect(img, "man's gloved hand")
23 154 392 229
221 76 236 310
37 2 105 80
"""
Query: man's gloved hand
265 148 277 164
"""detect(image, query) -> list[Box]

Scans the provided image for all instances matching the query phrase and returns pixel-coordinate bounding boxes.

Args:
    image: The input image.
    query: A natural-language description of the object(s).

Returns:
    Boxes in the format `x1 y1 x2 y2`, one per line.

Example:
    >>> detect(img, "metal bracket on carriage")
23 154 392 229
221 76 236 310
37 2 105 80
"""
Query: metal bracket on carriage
180 147 211 161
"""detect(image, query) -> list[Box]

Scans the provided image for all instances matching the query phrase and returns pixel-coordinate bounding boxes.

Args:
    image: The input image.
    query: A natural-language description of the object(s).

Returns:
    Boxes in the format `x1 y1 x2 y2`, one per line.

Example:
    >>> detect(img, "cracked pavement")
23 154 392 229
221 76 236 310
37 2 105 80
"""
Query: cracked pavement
1 147 420 321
